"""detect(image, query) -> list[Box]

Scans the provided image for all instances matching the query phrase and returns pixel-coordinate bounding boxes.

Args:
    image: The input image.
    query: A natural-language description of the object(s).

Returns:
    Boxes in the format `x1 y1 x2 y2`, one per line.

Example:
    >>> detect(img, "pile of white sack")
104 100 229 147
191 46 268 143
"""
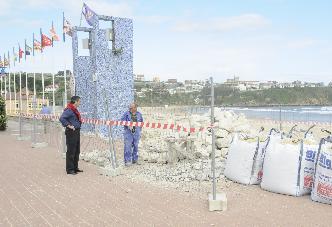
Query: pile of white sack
224 127 332 205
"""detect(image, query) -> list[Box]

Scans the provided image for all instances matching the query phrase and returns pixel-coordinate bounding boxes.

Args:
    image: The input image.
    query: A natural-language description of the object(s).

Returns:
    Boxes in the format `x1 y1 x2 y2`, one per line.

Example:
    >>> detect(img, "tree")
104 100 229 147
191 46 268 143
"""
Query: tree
0 95 7 130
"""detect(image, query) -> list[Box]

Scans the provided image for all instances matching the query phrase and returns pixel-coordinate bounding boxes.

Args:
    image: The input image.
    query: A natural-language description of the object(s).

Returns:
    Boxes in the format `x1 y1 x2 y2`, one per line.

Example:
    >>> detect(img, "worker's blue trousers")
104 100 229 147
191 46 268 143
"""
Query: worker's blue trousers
124 130 140 163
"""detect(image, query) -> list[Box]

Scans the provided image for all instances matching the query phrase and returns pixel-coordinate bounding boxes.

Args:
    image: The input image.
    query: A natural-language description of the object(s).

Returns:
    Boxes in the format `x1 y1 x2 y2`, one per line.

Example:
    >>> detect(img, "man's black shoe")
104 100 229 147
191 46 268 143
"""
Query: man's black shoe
67 171 77 175
75 169 83 173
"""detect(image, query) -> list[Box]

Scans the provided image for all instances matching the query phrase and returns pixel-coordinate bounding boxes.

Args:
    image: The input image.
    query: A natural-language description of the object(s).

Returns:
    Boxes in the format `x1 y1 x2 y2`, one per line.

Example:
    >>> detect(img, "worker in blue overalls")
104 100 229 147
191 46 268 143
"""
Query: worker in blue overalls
121 103 143 166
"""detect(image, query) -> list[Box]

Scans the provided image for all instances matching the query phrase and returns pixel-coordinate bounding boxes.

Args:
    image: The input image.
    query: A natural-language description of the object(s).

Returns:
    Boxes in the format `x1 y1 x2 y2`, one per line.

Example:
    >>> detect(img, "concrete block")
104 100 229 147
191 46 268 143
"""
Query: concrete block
99 167 122 177
208 192 227 211
17 136 30 141
31 142 48 148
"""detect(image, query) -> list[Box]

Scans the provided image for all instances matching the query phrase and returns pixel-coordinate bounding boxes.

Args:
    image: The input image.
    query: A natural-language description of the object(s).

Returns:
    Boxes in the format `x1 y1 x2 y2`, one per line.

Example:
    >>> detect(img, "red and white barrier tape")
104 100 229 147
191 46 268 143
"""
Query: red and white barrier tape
17 113 332 133
19 113 205 133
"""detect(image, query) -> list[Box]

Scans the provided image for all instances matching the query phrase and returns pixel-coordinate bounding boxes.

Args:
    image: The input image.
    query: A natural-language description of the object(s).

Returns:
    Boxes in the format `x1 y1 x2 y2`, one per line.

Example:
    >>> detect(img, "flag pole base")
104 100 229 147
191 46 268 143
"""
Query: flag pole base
208 192 227 212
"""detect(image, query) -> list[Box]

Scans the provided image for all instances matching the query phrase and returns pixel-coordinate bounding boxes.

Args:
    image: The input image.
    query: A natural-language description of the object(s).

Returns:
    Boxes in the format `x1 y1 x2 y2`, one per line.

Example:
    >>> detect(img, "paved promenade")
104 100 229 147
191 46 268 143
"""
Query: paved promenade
0 121 331 226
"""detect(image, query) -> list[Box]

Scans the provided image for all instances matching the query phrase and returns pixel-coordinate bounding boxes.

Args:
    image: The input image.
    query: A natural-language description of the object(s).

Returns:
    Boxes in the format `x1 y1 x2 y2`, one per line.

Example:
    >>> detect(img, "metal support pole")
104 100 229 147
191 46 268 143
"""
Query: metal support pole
14 73 17 114
4 75 7 113
9 72 12 114
104 90 116 168
42 72 45 102
52 73 55 114
210 77 216 200
279 105 282 138
32 95 37 144
64 67 67 105
19 72 22 138
25 73 28 114
62 92 66 153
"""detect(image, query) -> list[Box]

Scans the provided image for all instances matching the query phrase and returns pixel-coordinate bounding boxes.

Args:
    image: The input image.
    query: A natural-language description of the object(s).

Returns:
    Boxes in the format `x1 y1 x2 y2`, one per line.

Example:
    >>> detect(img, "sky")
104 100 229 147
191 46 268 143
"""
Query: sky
0 0 331 83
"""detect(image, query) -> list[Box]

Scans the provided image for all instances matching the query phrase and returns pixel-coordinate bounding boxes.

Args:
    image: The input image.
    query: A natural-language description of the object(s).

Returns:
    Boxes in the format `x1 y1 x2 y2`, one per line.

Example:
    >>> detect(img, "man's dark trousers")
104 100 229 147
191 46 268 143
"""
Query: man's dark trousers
65 129 80 173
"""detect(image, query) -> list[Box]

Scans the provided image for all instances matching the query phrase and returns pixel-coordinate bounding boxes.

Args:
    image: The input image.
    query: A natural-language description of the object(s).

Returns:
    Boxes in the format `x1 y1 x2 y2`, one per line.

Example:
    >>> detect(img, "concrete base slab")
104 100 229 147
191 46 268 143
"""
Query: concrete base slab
31 142 48 148
99 167 122 177
17 136 30 141
208 192 227 212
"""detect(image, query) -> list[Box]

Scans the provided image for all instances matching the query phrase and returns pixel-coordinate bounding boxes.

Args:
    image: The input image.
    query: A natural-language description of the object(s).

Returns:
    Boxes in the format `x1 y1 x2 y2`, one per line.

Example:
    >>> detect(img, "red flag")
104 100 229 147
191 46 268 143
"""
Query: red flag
42 34 52 47
19 48 24 59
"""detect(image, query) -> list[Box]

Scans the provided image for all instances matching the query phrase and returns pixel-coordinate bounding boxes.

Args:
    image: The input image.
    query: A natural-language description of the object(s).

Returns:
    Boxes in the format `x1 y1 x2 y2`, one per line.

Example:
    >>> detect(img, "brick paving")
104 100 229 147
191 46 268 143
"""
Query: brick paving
1 120 332 226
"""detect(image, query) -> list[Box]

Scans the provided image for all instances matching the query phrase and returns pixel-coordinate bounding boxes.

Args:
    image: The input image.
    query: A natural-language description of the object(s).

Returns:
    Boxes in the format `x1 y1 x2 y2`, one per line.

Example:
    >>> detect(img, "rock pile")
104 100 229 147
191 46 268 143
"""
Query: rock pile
81 108 256 183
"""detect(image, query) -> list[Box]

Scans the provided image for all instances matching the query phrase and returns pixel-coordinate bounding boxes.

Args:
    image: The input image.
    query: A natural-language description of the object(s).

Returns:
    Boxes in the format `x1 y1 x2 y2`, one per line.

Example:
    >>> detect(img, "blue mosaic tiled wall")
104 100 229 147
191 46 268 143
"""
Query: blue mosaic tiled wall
72 16 134 137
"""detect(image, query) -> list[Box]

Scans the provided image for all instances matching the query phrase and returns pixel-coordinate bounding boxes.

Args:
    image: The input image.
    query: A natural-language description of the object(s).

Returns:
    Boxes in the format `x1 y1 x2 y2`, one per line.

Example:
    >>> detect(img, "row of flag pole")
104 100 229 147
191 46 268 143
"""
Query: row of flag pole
0 3 97 115
0 2 97 69
0 16 72 69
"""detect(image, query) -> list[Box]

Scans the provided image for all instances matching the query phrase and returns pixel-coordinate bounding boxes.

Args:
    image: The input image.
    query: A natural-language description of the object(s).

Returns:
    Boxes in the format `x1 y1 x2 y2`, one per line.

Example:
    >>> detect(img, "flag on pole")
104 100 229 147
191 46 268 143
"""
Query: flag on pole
63 17 73 41
33 33 35 56
50 21 60 46
63 12 65 42
40 28 43 53
4 54 9 66
24 39 27 60
25 44 32 56
82 3 97 26
18 44 24 62
33 39 42 51
13 47 17 67
42 33 52 48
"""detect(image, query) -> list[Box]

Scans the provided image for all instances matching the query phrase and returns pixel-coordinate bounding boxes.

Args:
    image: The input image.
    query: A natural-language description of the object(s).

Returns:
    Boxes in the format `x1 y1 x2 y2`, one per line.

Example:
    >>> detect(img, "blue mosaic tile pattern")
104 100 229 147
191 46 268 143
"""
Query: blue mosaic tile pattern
72 16 134 137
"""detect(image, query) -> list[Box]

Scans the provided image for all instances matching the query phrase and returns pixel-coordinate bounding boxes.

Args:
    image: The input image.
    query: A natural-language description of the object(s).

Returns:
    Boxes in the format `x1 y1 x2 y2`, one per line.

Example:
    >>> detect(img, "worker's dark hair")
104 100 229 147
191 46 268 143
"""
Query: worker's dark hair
70 96 80 104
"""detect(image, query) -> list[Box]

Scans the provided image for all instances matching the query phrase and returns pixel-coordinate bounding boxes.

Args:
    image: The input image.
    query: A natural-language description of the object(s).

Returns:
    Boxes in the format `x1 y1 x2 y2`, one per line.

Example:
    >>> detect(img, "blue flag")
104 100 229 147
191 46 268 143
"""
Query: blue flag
82 3 97 26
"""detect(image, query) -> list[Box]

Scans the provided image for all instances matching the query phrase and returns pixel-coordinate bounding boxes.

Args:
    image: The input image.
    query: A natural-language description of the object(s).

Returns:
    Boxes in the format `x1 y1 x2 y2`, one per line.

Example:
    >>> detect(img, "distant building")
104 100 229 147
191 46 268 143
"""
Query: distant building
292 80 303 87
240 81 260 90
45 84 59 93
168 88 176 95
134 74 145 81
167 79 178 84
224 76 240 87
56 70 72 77
259 82 274 90
4 90 49 114
329 82 332 87
175 87 186 94
184 80 200 85
153 76 160 83
317 82 325 87
236 84 247 91
303 82 324 88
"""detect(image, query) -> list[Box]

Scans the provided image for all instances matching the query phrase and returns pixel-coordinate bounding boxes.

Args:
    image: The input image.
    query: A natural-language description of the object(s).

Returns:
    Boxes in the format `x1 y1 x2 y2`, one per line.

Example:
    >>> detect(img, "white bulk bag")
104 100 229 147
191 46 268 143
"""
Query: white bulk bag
299 138 318 194
224 134 267 185
311 139 332 205
251 140 268 184
261 136 318 196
